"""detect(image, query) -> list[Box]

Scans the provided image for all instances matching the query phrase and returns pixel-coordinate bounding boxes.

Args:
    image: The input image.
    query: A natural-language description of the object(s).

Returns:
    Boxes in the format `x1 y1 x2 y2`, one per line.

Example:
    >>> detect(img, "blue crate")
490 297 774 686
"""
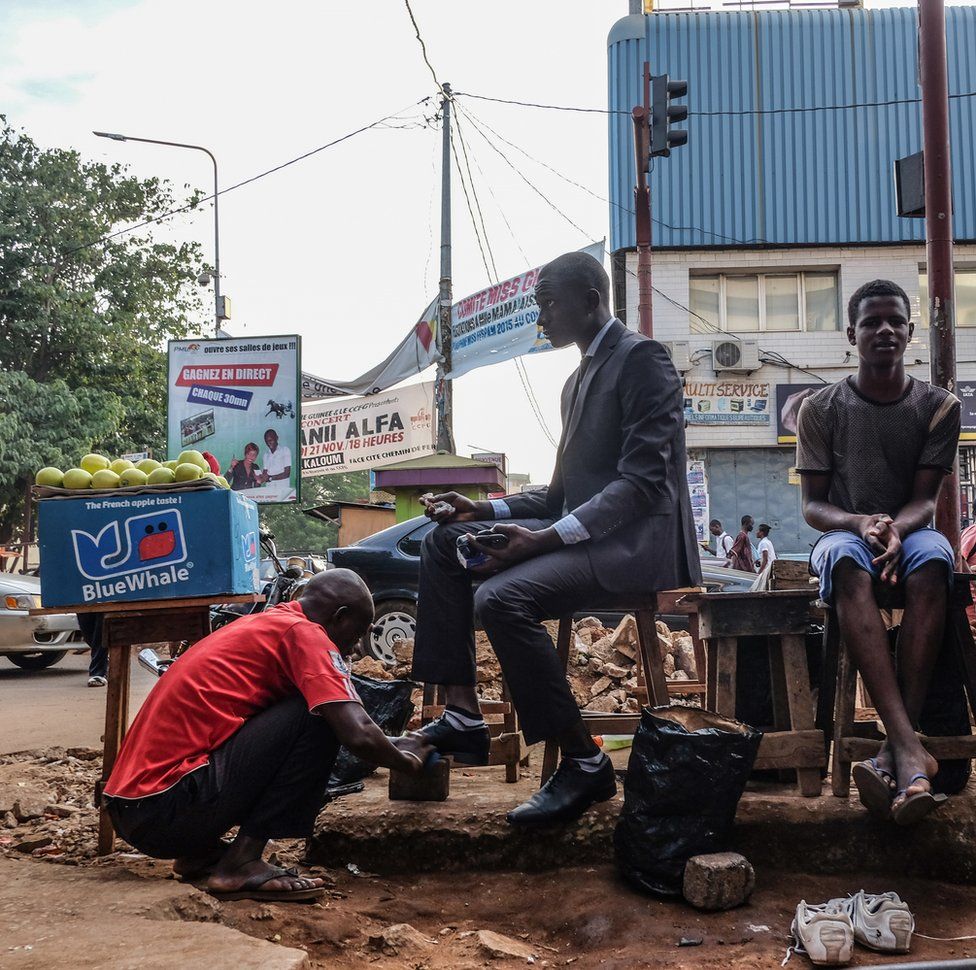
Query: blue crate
38 488 261 608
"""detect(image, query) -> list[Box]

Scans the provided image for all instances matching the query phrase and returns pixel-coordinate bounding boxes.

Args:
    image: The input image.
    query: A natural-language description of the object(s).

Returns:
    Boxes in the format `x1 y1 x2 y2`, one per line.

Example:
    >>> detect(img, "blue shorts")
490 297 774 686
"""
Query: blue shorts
810 527 954 604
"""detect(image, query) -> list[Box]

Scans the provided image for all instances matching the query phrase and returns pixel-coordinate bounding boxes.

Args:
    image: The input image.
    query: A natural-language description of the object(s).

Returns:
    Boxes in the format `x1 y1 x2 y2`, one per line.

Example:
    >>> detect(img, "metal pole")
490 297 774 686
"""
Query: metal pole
435 82 456 454
634 62 653 336
919 0 960 551
92 132 221 336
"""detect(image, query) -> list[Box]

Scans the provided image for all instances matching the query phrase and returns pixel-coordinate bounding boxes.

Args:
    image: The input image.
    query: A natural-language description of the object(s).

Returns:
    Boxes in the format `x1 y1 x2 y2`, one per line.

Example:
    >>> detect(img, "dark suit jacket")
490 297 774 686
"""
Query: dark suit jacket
504 319 702 595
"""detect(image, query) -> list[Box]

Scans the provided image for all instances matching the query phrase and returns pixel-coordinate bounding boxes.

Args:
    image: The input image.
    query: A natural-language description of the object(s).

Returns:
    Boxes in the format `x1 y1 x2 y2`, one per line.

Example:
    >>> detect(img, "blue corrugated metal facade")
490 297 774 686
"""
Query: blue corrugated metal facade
607 7 976 251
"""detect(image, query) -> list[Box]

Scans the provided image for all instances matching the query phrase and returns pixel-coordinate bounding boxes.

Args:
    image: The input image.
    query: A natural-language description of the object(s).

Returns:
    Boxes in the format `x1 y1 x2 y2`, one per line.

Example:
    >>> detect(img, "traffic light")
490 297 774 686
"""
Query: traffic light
650 73 689 158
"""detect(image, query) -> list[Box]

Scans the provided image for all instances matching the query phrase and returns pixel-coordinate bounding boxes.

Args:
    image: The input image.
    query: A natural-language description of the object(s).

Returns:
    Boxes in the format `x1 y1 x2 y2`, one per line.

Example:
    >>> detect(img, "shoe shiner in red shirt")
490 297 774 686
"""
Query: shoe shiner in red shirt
103 569 434 902
797 279 959 825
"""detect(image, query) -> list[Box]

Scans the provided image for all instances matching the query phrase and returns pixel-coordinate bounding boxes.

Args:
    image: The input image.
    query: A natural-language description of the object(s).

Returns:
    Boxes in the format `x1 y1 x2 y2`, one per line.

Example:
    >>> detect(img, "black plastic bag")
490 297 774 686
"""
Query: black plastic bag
328 675 416 790
614 706 761 896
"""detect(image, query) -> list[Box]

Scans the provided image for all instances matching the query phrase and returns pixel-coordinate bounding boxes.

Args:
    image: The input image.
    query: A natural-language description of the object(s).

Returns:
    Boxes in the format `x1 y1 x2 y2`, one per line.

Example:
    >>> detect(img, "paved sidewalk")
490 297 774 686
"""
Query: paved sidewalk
0 857 308 969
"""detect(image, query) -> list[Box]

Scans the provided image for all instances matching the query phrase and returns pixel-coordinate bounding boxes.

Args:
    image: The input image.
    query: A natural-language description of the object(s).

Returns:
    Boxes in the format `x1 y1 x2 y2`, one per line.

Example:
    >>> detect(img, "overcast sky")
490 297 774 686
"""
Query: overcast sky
1 0 942 483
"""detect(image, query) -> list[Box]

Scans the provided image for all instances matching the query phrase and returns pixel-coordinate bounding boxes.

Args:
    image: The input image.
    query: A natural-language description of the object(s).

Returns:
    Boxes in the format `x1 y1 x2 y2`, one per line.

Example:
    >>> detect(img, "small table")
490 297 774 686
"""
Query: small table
30 594 262 853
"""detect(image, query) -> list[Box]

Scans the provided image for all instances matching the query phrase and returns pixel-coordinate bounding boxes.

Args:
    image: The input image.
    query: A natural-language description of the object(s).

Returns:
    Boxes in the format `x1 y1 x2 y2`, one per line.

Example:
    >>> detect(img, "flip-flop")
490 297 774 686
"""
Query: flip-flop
208 865 325 902
852 758 896 818
891 773 948 827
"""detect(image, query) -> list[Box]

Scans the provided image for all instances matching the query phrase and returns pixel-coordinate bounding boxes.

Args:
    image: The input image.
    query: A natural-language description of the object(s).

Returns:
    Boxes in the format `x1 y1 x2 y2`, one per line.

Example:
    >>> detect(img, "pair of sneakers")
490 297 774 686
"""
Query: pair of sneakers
790 891 914 966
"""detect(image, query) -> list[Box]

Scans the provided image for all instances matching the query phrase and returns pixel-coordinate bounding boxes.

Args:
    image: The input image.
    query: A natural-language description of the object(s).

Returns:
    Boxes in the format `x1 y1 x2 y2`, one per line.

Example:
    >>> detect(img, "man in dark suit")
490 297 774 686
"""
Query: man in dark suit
410 251 701 825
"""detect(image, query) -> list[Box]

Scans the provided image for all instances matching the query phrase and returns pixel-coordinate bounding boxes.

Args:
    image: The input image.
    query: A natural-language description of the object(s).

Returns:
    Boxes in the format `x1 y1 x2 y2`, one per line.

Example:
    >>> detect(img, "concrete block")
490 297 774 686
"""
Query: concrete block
682 852 755 911
389 758 450 802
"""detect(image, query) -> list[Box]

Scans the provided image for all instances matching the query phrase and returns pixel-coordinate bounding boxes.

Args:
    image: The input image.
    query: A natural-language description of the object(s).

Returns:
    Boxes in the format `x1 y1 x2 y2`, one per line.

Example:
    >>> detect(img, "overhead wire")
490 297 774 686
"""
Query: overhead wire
403 0 444 96
456 88 976 117
455 103 722 337
33 97 433 269
450 112 557 446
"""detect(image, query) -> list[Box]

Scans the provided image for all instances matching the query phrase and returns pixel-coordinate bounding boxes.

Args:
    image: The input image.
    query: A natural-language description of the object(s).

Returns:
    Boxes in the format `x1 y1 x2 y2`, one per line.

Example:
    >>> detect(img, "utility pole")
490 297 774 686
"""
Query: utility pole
435 82 456 453
633 63 653 337
919 0 960 551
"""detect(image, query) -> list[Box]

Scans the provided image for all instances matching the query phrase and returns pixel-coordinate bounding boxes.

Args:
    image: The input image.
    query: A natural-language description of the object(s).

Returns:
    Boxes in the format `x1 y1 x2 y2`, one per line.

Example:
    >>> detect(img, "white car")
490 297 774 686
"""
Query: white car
0 572 80 670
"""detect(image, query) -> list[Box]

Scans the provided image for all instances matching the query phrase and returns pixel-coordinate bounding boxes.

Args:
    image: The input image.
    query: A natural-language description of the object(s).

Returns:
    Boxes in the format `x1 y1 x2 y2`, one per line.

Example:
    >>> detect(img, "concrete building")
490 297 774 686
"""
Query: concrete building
607 5 976 554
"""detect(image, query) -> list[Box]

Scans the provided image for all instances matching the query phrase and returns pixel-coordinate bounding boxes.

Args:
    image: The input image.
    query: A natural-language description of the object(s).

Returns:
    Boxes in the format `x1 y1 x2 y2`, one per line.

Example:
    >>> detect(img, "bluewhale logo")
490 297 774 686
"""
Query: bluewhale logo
242 530 257 562
72 510 188 581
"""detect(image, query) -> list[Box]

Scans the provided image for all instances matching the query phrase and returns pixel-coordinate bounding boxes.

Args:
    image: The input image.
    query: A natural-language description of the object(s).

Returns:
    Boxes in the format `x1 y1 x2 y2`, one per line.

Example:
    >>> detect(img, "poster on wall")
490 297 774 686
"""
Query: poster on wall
684 381 771 426
168 336 301 504
775 382 827 444
959 381 976 440
301 381 436 477
687 458 709 544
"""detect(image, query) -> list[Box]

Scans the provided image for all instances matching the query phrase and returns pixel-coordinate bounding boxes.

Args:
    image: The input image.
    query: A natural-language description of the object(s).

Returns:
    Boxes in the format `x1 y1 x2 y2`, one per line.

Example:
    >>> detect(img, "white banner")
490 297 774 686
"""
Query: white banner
300 299 439 400
300 381 435 477
446 241 604 379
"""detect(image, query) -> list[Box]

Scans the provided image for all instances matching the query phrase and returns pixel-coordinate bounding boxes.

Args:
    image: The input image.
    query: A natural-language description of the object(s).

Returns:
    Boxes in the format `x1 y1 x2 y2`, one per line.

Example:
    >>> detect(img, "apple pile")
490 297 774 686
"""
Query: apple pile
35 451 230 491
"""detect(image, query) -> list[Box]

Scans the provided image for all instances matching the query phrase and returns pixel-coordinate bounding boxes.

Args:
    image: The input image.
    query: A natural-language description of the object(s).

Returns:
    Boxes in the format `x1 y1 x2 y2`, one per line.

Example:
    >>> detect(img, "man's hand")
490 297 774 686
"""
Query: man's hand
870 521 902 584
858 513 893 554
467 523 562 572
390 735 436 775
421 491 481 524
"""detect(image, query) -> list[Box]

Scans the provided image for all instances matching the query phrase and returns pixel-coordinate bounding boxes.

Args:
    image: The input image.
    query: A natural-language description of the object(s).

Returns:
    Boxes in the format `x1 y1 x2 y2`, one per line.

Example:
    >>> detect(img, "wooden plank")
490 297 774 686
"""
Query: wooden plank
635 610 670 707
104 609 210 650
31 593 264 617
831 642 858 797
501 678 519 783
698 595 814 638
97 640 131 855
841 735 976 762
771 560 816 591
488 733 521 766
579 714 641 735
422 702 511 720
714 637 738 717
754 730 826 770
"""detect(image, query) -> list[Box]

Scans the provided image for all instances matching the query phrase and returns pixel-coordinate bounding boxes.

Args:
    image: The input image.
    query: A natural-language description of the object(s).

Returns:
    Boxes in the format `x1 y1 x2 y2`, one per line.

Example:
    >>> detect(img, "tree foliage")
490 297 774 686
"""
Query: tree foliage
0 118 207 541
259 472 373 554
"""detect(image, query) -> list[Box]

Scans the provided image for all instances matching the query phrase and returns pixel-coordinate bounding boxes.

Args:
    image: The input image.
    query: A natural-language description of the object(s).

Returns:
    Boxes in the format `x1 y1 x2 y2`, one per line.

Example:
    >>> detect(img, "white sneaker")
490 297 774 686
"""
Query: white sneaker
790 900 854 966
837 890 914 953
87 675 107 687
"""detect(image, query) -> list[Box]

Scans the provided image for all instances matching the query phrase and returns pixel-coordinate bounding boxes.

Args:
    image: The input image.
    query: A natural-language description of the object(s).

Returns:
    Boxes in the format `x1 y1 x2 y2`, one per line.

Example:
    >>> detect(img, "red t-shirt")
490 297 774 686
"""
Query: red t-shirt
105 601 361 799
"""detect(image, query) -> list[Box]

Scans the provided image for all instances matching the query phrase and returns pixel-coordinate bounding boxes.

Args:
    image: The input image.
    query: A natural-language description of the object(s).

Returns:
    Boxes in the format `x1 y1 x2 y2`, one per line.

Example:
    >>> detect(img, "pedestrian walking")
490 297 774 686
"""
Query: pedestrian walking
756 523 777 571
729 515 756 573
709 518 734 566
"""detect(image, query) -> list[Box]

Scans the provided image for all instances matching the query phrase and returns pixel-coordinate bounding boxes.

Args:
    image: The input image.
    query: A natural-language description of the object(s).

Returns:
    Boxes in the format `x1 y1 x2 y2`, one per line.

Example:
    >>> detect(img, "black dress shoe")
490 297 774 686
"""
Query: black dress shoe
413 714 490 766
507 756 616 827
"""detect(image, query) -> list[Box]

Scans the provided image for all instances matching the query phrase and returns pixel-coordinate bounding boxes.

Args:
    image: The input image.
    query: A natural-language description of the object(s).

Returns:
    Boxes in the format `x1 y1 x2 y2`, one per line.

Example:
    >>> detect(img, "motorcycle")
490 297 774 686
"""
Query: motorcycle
137 526 319 677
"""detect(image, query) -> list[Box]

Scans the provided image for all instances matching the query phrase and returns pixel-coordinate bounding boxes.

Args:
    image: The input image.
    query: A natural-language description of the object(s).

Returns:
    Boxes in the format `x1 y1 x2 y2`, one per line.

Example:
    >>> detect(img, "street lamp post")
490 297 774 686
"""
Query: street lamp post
94 131 223 336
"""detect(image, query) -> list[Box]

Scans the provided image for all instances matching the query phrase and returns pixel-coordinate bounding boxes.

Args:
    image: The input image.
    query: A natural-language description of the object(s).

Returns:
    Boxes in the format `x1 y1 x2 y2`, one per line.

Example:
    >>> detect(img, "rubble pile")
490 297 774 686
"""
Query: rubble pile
351 614 700 717
0 747 102 862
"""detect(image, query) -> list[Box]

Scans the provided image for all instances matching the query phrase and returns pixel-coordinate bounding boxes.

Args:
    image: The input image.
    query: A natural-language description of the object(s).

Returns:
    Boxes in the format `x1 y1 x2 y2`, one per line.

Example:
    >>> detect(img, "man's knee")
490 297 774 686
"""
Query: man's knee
905 558 949 593
832 557 873 601
474 580 529 626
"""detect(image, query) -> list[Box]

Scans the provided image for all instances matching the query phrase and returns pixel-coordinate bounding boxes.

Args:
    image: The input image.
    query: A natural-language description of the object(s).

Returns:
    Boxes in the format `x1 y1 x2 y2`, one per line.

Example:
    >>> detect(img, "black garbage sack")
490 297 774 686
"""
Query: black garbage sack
327 675 416 791
613 706 761 896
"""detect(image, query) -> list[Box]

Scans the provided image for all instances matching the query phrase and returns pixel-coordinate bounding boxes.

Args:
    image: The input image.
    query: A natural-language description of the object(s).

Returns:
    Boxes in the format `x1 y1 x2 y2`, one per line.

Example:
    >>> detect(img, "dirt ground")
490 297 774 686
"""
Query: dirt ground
3 748 976 968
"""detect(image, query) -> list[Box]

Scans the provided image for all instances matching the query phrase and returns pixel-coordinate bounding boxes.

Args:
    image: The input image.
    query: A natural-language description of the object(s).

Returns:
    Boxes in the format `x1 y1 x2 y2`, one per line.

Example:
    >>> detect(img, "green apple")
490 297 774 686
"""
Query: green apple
63 468 93 489
178 450 210 472
91 469 121 489
175 462 203 482
34 467 64 487
136 458 161 474
80 453 110 475
119 468 149 487
163 460 180 471
216 475 230 489
147 467 176 485
110 458 134 475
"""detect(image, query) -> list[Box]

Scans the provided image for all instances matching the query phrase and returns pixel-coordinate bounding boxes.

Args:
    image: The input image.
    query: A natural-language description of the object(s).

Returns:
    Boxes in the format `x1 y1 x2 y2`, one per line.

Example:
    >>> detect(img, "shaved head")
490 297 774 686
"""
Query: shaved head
534 250 612 350
538 251 610 302
299 568 374 651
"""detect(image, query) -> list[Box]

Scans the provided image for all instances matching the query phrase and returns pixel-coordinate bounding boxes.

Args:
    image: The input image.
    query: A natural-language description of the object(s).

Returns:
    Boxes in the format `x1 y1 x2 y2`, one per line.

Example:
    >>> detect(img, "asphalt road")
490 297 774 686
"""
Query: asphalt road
0 651 157 754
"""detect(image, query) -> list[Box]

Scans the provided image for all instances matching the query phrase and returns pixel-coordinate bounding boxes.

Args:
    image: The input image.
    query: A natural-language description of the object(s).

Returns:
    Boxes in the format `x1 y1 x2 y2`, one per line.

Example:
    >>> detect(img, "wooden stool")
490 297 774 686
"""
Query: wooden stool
818 573 976 798
696 589 825 797
541 597 666 784
420 679 522 782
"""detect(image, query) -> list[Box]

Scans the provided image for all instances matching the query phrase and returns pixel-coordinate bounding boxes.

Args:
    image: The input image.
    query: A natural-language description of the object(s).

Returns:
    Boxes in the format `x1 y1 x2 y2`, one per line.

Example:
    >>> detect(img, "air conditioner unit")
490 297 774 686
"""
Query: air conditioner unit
712 338 760 373
663 340 692 372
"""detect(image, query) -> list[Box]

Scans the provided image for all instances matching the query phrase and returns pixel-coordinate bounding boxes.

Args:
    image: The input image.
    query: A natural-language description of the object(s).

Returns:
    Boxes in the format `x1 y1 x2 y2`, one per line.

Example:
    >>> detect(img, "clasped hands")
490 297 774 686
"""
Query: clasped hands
860 513 901 584
420 491 561 574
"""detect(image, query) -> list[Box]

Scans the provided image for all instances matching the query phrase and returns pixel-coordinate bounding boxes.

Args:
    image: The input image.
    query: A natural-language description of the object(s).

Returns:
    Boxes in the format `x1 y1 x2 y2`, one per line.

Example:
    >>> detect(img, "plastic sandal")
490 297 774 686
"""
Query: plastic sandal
852 758 896 818
891 773 948 827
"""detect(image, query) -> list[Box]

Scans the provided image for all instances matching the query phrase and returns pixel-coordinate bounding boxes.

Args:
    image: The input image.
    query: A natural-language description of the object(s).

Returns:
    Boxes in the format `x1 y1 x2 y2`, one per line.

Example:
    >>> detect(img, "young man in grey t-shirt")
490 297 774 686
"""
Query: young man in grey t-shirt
797 278 959 825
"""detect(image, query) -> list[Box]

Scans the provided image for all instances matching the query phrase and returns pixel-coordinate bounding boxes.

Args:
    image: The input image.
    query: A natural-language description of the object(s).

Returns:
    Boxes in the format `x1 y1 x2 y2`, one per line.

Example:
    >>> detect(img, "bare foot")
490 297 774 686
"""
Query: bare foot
173 842 227 878
890 743 939 808
873 744 897 792
207 858 323 895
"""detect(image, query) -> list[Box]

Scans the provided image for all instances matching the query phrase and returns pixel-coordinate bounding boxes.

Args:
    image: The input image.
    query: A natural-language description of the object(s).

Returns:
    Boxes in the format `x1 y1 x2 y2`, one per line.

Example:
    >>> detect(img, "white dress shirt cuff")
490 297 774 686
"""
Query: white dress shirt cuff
552 514 590 545
490 499 512 520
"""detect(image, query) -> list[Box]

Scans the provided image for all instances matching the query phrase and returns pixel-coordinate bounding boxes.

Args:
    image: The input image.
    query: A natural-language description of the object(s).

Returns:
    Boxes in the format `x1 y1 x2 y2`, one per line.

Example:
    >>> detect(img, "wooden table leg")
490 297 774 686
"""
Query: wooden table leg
780 633 823 797
541 617 574 785
714 637 738 718
705 637 718 712
97 638 132 855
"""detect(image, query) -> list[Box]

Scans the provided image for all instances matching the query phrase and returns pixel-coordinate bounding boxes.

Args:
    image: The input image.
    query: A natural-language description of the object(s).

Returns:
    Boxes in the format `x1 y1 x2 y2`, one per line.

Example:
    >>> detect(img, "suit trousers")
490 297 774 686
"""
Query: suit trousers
411 519 620 745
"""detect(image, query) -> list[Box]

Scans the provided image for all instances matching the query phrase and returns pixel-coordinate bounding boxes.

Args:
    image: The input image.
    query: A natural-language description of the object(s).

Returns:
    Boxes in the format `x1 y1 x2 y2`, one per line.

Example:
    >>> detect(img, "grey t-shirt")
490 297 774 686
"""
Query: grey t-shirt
795 376 960 517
